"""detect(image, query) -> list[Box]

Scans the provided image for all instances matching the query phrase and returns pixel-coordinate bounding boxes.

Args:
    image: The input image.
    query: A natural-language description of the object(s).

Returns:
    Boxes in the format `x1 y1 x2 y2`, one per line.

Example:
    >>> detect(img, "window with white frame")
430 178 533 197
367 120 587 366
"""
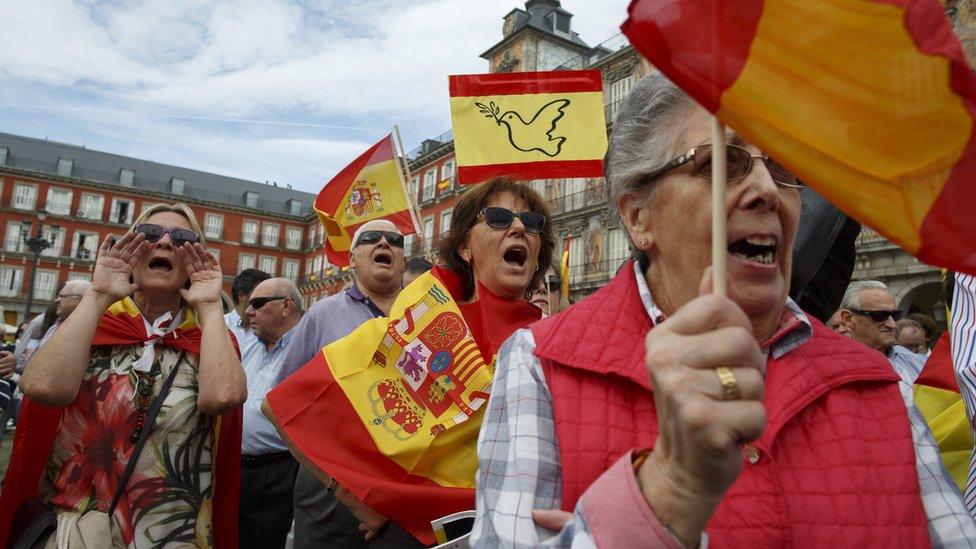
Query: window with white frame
283 259 299 281
238 253 256 272
0 267 23 297
442 160 456 180
204 213 223 240
307 226 316 249
40 226 65 257
569 236 583 284
79 193 104 220
140 202 163 216
262 223 280 247
313 255 322 274
422 216 434 251
259 256 277 275
422 169 437 201
12 183 37 210
0 146 8 165
46 188 73 216
244 191 259 208
56 157 73 177
4 222 24 252
34 270 58 300
67 272 91 282
170 177 186 195
607 227 629 262
440 209 453 236
110 198 134 225
410 176 420 202
404 234 415 256
241 220 259 244
288 200 302 215
71 230 99 260
563 178 586 212
305 259 313 277
285 227 302 250
607 74 637 122
119 168 135 187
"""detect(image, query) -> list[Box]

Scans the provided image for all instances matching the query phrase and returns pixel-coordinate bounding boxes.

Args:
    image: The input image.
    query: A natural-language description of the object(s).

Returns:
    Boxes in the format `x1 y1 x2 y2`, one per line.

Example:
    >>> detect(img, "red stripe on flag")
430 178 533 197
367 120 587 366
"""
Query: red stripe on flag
449 70 603 97
620 0 763 112
457 159 604 185
266 351 473 546
915 333 959 393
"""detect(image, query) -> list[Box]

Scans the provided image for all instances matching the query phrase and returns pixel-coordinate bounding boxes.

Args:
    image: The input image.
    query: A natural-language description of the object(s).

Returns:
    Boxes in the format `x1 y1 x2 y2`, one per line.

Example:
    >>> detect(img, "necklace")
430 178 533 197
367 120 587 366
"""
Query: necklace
131 361 162 443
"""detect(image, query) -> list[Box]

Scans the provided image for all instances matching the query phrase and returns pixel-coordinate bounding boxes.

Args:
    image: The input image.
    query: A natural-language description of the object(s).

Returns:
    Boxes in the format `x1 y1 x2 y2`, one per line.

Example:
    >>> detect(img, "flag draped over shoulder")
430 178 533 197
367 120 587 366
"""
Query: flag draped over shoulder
265 267 541 544
0 298 242 549
622 0 976 275
449 70 608 184
914 332 972 491
315 134 417 266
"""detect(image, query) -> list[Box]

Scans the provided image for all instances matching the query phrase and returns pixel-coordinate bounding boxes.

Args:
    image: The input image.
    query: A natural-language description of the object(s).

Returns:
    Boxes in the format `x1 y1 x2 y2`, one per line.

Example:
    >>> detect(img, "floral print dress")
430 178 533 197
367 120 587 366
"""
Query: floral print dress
40 343 215 548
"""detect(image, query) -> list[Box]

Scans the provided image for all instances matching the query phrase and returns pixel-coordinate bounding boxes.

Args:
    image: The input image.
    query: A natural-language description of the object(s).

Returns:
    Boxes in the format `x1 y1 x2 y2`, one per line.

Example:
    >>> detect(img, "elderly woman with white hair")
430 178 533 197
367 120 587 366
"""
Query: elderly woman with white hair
471 73 976 547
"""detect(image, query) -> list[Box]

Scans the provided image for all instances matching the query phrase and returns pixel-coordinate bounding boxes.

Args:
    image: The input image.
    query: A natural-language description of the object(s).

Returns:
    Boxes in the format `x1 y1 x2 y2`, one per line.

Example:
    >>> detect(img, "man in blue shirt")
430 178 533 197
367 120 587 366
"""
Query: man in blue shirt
225 268 271 350
239 277 304 549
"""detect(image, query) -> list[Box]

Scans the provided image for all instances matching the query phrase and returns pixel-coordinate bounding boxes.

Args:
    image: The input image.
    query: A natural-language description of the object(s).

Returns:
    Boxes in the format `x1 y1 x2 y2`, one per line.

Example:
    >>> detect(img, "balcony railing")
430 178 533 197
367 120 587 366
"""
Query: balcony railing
545 184 609 216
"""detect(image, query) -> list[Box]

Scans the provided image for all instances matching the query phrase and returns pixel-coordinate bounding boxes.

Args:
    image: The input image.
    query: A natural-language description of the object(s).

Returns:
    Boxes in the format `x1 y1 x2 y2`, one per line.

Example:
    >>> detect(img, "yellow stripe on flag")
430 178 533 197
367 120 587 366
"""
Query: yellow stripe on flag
717 0 971 254
914 384 972 492
451 91 607 166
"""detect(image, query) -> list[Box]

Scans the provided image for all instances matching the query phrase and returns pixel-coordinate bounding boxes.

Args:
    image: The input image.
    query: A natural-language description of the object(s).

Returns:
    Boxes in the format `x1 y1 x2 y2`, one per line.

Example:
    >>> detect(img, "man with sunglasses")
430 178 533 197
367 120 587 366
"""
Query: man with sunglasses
238 278 305 549
840 280 927 383
225 268 272 351
267 219 416 549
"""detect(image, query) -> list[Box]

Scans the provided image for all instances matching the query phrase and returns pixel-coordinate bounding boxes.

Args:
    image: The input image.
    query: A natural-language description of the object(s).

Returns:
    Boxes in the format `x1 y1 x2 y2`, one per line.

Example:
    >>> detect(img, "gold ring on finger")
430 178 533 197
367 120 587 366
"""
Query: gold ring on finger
714 366 740 401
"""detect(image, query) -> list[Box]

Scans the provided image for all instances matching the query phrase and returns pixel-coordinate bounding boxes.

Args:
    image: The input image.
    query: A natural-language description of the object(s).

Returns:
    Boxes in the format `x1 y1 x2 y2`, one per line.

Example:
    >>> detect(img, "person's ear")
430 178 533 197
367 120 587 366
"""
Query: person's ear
618 194 654 252
458 237 472 264
840 309 855 327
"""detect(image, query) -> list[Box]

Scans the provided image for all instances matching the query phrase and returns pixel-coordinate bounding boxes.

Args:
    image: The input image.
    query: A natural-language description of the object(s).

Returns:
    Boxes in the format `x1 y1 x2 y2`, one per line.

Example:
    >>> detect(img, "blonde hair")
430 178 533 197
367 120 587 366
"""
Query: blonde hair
132 202 207 247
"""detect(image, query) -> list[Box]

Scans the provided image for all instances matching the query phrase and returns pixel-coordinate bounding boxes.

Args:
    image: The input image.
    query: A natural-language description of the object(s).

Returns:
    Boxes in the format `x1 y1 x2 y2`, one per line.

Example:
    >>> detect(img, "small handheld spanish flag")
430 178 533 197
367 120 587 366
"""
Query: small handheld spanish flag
561 235 572 300
449 70 608 184
314 134 417 266
622 0 976 275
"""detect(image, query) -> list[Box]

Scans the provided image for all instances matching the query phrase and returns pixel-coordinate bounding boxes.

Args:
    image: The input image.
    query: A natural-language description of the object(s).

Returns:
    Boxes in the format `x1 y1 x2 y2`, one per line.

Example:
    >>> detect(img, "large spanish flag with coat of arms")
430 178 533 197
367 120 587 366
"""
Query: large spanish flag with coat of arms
265 267 540 544
622 0 976 275
449 70 608 184
315 134 417 267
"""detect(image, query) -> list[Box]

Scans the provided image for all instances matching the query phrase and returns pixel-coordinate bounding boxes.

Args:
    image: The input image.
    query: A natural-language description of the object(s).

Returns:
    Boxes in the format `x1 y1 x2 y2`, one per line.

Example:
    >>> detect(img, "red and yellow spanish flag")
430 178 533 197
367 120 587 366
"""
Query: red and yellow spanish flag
622 0 976 274
315 134 417 266
0 298 242 548
449 70 608 184
914 333 972 491
265 267 540 544
561 235 572 300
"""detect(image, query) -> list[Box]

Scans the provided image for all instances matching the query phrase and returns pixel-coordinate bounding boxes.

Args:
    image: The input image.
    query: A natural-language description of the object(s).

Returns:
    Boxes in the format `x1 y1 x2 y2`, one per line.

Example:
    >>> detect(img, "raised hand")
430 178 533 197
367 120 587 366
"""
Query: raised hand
638 269 766 547
177 242 223 309
91 232 148 301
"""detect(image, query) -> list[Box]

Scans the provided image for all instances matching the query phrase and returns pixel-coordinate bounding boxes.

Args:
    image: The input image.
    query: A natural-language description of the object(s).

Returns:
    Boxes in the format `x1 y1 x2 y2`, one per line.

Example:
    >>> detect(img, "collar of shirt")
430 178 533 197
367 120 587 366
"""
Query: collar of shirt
260 324 295 353
226 309 245 329
632 260 812 358
346 281 386 318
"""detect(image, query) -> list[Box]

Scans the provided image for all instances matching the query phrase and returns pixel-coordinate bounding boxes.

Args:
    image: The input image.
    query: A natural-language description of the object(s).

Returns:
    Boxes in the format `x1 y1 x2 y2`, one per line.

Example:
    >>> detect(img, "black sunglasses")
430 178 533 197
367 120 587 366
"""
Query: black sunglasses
480 207 547 235
354 230 404 248
134 223 200 247
640 144 804 189
545 275 561 292
249 296 287 310
849 308 902 322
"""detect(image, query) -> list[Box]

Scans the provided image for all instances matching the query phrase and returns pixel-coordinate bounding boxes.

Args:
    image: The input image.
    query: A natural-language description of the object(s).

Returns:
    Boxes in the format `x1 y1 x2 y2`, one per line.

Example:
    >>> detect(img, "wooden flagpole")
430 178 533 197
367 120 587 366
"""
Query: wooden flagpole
711 117 728 297
392 125 424 237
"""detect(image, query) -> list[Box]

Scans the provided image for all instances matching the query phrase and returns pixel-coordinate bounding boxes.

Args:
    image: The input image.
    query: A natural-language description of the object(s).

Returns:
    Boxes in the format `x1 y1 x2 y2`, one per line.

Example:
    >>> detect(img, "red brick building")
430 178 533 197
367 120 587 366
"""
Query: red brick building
0 132 317 326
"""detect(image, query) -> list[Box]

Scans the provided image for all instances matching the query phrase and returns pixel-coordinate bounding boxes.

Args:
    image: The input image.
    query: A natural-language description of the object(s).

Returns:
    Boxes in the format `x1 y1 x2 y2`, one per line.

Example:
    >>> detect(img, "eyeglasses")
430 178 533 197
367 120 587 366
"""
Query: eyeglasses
354 230 404 249
849 308 902 322
480 207 547 235
640 144 804 189
545 275 561 292
249 296 287 310
134 223 200 247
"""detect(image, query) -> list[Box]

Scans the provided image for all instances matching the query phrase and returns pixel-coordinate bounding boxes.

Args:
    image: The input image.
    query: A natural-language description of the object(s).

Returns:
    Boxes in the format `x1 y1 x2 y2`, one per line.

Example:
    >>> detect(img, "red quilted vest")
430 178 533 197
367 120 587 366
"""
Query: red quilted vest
530 264 930 547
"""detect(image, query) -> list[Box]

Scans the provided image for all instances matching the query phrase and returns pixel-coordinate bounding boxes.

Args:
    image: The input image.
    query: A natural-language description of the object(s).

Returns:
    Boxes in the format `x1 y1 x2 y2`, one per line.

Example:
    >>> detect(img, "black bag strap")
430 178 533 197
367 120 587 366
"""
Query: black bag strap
108 359 181 515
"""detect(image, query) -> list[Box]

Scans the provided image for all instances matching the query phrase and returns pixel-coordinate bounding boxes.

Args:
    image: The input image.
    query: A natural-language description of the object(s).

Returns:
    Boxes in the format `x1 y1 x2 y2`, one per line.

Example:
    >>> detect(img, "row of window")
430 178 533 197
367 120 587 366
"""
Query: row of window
5 182 307 250
410 159 457 204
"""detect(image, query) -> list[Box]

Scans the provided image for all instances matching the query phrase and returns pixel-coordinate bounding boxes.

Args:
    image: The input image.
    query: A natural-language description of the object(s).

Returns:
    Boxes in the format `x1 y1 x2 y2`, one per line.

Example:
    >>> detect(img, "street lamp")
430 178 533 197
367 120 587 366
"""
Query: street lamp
21 210 60 322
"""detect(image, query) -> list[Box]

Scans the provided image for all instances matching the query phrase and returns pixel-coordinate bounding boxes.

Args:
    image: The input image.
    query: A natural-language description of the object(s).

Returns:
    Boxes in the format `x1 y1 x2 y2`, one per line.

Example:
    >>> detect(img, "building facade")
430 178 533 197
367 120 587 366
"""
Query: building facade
0 132 317 327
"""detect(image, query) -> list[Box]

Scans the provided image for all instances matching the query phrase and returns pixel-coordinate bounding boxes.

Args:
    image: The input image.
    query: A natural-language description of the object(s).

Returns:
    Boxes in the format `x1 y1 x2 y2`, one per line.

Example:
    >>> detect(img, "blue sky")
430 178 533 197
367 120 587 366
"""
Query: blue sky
0 0 630 194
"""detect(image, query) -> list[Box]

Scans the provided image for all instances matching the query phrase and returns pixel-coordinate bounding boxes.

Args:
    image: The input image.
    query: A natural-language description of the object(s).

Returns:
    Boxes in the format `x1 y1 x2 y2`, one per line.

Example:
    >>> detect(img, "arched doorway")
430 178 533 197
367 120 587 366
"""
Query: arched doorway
896 280 947 343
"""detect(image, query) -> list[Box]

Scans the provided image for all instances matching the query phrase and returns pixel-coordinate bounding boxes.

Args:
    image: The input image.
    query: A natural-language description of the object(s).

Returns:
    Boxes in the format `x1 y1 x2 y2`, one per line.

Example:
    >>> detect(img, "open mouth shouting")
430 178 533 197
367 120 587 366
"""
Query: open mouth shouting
727 234 778 267
502 243 529 272
148 256 175 273
372 249 394 267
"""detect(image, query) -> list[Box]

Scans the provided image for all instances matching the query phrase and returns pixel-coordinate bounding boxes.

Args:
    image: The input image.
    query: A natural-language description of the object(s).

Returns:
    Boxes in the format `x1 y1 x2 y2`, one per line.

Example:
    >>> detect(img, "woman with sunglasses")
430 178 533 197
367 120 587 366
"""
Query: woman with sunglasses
3 203 245 548
471 73 975 546
527 261 568 317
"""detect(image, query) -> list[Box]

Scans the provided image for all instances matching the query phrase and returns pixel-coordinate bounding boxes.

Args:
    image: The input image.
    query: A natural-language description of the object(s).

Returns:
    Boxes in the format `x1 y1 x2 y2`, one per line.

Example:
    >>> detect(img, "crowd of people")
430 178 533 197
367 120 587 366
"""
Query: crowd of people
0 72 975 548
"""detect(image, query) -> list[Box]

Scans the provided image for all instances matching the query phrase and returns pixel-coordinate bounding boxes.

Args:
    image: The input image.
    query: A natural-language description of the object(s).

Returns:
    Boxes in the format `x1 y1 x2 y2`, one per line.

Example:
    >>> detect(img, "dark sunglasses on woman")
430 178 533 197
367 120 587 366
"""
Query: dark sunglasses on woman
354 230 404 248
545 275 561 292
480 207 547 234
641 144 804 189
133 223 200 247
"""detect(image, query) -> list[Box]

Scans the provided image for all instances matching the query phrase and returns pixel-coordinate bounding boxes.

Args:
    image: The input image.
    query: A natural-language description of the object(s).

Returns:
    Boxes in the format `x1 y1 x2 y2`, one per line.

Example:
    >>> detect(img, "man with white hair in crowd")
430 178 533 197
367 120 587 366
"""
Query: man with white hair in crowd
839 280 927 383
